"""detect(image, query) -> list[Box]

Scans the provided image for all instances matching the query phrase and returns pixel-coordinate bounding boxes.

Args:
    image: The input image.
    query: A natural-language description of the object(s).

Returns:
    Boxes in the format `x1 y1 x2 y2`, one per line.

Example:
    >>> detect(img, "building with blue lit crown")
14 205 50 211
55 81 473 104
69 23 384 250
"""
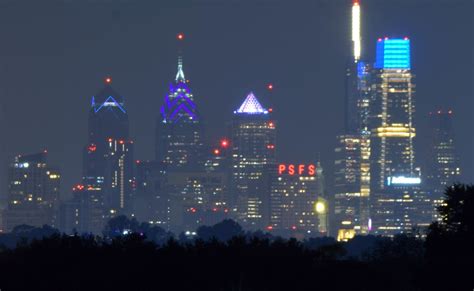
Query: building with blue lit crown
156 57 204 171
370 37 429 236
74 79 134 233
231 92 276 230
155 56 206 232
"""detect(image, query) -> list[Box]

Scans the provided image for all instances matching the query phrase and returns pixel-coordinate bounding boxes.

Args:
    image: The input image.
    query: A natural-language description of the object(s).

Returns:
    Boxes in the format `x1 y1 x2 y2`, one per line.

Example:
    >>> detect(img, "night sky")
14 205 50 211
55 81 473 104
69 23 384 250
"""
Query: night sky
0 0 472 200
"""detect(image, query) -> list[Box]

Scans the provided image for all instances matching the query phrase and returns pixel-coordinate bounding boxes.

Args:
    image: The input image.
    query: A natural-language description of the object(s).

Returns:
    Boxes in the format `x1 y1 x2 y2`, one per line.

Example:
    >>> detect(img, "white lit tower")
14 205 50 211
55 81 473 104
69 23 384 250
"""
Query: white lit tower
333 0 371 241
231 92 276 230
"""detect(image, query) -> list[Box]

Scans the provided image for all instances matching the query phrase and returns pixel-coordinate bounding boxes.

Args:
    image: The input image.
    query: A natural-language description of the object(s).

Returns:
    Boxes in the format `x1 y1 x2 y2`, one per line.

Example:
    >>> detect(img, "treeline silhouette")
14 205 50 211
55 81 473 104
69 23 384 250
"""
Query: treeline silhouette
0 184 472 290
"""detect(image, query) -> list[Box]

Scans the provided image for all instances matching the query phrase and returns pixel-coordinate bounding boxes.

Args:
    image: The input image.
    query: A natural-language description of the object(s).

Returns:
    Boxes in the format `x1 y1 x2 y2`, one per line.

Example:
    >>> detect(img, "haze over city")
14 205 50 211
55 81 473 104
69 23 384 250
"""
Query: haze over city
0 1 472 290
0 0 472 199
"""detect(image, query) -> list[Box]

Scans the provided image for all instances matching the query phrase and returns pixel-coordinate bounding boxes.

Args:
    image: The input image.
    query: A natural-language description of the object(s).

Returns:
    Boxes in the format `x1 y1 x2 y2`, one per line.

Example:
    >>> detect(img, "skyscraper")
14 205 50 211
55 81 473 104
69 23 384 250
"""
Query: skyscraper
59 183 104 234
79 78 134 232
334 135 370 240
103 138 134 215
231 92 276 230
132 160 169 227
370 38 426 236
371 38 415 186
344 0 368 134
333 0 371 241
3 151 60 232
155 39 206 232
155 56 204 171
426 110 461 220
270 162 327 238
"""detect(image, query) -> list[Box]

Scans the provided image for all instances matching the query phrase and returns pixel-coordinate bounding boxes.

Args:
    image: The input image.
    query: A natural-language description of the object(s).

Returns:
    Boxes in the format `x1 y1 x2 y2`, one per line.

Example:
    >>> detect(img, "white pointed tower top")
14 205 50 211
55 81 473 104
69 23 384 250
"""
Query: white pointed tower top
175 56 186 83
234 92 268 114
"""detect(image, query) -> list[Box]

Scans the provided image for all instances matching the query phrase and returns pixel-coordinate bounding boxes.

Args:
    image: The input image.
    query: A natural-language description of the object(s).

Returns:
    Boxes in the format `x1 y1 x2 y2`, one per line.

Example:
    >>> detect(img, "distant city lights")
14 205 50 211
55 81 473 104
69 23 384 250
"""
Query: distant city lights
387 176 421 186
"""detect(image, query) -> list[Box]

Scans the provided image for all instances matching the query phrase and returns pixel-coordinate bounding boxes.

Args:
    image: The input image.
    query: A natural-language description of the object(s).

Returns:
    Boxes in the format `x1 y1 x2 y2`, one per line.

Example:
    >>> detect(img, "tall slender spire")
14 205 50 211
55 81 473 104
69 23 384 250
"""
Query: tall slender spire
175 33 186 83
352 0 361 61
175 55 186 83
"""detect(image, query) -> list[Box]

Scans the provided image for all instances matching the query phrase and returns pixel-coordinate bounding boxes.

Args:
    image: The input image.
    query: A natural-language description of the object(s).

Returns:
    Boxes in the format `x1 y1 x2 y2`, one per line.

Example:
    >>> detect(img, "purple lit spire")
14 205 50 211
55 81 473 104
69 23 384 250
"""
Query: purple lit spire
161 57 198 123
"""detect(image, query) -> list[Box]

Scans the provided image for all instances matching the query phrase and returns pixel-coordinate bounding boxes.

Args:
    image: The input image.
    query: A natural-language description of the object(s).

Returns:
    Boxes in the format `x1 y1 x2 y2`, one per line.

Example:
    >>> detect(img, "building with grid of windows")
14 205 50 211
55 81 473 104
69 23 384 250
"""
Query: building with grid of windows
231 92 276 230
270 163 327 238
3 152 60 232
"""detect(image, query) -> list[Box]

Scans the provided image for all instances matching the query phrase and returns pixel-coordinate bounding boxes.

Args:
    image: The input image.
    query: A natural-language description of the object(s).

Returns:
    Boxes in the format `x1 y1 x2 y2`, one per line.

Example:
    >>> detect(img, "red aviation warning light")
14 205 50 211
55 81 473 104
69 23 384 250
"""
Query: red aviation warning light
220 139 230 148
267 83 274 91
74 184 85 191
177 33 185 40
105 77 112 84
88 144 97 152
213 149 220 155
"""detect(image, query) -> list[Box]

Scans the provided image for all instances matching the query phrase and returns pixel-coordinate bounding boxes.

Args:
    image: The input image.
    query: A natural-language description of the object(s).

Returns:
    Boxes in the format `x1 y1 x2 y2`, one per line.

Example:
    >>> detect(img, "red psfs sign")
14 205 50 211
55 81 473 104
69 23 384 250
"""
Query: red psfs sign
278 164 316 176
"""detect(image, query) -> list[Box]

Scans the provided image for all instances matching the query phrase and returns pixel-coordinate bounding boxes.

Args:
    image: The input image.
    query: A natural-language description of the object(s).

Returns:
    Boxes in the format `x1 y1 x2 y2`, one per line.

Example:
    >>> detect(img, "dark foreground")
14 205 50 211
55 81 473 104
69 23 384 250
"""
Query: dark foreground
0 184 473 291
0 232 472 291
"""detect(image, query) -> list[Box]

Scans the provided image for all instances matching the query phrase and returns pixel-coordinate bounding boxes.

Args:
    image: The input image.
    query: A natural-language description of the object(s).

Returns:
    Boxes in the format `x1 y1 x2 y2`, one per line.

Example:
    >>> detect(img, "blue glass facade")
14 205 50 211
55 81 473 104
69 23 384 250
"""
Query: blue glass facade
375 38 411 69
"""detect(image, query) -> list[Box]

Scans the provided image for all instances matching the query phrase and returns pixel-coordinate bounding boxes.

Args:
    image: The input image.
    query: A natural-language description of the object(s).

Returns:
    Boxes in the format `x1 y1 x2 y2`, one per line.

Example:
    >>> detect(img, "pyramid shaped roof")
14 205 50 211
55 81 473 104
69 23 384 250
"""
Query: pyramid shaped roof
234 92 268 115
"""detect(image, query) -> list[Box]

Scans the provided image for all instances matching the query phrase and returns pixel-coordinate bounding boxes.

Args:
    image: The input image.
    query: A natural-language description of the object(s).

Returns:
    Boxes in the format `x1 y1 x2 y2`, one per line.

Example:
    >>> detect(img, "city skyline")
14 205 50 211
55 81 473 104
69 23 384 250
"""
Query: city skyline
0 0 472 203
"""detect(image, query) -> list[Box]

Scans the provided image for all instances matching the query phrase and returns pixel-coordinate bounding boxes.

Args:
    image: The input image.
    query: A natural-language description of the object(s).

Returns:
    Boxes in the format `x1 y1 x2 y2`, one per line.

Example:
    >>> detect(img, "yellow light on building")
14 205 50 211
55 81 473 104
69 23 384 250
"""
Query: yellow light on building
376 126 416 138
337 229 356 242
315 201 326 214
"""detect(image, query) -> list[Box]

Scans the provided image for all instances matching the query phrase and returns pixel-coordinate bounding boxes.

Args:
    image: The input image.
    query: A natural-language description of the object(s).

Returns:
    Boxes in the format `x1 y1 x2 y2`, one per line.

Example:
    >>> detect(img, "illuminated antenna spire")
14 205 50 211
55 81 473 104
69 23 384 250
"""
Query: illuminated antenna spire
352 0 361 61
175 33 186 83
176 55 186 82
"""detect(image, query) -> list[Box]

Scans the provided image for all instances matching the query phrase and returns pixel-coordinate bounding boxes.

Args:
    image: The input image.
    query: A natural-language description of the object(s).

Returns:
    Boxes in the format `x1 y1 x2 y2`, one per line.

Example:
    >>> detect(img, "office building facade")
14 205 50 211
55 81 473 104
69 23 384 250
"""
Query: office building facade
231 92 276 230
3 152 60 232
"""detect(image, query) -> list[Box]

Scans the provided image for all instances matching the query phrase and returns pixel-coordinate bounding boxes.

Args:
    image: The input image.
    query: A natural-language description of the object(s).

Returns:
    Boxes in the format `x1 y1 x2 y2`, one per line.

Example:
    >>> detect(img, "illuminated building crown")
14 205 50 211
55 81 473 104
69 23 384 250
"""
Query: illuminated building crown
91 84 126 115
234 92 268 115
161 57 198 123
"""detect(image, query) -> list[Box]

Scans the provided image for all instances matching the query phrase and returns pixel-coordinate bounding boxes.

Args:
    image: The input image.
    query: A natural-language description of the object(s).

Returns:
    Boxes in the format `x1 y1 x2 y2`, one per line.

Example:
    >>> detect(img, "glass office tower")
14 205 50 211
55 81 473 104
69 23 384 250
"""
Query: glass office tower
231 92 276 230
